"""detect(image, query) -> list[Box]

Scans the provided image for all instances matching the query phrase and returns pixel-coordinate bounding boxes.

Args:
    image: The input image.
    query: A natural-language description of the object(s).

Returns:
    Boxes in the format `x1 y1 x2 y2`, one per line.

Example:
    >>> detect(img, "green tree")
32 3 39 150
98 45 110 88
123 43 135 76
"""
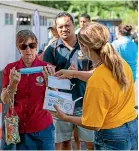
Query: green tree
26 0 138 26
27 0 71 11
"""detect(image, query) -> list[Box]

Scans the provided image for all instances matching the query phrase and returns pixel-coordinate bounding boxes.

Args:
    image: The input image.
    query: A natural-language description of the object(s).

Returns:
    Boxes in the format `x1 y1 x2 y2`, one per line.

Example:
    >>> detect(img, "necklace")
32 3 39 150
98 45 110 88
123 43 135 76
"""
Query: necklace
93 61 103 69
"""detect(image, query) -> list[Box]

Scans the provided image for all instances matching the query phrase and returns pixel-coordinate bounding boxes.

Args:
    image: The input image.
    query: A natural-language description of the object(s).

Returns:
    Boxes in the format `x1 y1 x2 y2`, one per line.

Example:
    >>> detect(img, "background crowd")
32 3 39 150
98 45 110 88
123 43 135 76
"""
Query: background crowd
0 2 138 150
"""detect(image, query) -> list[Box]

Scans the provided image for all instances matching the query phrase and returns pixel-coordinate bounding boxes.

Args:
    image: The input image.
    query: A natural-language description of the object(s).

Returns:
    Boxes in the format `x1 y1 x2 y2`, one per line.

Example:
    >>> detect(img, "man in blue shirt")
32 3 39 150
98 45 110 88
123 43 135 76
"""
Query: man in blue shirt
43 12 94 150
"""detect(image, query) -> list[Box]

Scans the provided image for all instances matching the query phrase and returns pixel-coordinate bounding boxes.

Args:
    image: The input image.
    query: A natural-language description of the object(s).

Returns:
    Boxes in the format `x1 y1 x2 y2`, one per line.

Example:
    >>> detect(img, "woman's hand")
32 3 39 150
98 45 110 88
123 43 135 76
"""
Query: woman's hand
54 61 77 79
55 69 74 79
9 67 21 86
42 65 56 83
53 104 69 121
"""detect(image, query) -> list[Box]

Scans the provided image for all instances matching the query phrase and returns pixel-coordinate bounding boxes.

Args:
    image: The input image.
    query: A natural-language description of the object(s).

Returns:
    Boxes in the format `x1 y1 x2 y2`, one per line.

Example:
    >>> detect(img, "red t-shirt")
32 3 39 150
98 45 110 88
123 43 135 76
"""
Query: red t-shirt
2 56 53 133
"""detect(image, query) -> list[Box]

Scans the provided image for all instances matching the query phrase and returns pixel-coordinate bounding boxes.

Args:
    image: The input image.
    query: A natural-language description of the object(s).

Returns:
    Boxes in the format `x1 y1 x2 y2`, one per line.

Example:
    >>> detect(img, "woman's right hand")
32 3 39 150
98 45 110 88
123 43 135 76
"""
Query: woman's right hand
42 65 56 83
9 67 21 86
55 69 74 79
55 62 77 79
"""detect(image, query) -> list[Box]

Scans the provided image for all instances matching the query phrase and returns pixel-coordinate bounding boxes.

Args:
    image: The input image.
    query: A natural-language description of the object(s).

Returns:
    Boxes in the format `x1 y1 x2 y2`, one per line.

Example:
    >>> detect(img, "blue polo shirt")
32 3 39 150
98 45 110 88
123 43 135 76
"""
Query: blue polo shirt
43 38 92 115
112 36 138 82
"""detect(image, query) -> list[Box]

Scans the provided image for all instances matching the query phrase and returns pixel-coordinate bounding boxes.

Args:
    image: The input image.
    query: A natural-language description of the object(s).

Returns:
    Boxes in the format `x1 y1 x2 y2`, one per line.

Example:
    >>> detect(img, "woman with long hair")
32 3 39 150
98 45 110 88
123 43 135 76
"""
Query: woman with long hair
54 22 138 150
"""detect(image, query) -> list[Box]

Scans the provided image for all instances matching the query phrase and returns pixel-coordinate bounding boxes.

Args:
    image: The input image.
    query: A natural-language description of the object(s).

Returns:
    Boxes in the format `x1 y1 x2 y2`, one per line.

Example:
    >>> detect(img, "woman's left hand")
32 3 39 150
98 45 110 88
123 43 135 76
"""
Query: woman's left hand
42 65 56 83
53 104 69 121
55 69 74 79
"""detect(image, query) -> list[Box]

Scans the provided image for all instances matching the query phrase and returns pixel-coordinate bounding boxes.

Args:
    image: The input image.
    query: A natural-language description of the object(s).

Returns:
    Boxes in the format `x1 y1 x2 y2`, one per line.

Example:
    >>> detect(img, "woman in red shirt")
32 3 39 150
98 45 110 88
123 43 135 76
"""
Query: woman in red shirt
1 30 55 150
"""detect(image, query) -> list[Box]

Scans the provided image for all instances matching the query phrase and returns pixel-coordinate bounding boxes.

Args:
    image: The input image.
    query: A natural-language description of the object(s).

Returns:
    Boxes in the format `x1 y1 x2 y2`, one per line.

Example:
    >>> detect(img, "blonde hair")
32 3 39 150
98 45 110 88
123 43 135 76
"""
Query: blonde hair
78 22 129 90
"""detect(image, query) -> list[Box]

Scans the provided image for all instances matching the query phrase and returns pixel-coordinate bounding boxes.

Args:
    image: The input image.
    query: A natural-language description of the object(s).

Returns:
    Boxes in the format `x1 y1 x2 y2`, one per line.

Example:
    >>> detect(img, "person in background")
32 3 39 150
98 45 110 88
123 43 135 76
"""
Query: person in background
54 22 138 150
47 25 59 48
75 13 91 150
75 13 91 149
75 14 91 34
43 12 94 150
38 26 59 61
1 30 55 150
112 24 138 82
131 25 138 45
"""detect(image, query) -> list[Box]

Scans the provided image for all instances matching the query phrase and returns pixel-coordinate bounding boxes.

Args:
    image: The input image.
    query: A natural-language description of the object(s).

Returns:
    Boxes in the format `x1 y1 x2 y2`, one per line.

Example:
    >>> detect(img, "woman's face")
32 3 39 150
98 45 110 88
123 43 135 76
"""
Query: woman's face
79 41 99 62
18 38 37 65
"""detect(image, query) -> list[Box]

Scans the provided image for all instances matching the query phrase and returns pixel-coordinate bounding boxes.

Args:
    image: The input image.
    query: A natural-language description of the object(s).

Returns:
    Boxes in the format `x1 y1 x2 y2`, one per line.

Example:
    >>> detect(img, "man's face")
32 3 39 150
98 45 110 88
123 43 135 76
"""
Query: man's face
56 16 75 40
79 17 90 28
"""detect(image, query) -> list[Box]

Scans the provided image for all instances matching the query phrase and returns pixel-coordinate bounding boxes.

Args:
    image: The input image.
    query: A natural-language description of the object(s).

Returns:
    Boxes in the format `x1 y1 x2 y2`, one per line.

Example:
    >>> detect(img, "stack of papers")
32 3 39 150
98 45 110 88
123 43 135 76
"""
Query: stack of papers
43 76 82 115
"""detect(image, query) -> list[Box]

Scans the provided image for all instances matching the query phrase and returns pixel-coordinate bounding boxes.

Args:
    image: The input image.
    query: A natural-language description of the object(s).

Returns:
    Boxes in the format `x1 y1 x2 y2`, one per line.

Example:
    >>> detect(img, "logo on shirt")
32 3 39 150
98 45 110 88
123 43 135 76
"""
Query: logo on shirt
36 76 44 85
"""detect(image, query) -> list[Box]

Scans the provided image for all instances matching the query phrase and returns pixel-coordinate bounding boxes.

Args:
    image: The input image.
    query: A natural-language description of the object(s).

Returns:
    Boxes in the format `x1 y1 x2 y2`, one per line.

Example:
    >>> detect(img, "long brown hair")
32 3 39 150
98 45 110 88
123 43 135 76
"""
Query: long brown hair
78 22 129 90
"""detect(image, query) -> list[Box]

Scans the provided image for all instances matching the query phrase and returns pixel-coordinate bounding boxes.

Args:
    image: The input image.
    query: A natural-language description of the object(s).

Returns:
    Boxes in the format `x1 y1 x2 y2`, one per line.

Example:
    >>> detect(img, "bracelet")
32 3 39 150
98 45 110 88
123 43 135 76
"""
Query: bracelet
7 85 17 95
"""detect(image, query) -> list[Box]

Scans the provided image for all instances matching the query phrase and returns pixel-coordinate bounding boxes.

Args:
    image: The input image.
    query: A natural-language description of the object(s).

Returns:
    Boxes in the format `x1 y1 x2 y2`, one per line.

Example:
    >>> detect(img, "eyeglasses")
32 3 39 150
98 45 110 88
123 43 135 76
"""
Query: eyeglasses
19 43 37 50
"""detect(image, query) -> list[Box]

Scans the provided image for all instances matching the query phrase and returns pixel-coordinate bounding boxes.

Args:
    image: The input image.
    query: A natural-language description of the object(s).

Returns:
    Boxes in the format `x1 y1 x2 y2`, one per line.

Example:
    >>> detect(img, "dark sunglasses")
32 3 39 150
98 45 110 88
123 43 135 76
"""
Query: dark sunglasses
19 43 37 50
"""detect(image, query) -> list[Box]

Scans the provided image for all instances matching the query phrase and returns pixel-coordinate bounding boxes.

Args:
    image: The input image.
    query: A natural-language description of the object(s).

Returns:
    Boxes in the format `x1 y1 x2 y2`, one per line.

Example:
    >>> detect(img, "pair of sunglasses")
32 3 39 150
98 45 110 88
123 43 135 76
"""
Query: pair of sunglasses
19 43 37 50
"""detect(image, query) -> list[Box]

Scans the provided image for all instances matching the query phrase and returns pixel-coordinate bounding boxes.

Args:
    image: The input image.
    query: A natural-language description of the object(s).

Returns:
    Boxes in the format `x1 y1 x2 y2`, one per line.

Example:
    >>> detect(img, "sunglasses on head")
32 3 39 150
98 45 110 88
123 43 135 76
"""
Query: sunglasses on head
19 43 37 50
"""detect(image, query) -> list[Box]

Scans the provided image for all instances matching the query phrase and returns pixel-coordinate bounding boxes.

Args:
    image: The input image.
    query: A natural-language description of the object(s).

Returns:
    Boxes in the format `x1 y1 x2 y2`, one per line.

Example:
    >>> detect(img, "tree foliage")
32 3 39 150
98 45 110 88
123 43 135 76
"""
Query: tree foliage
26 0 138 27
26 0 71 11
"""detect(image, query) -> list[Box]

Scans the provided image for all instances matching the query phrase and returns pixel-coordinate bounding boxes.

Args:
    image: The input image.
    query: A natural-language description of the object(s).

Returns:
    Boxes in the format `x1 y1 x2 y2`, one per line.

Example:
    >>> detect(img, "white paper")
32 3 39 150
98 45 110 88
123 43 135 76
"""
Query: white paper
43 89 75 115
48 76 72 90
